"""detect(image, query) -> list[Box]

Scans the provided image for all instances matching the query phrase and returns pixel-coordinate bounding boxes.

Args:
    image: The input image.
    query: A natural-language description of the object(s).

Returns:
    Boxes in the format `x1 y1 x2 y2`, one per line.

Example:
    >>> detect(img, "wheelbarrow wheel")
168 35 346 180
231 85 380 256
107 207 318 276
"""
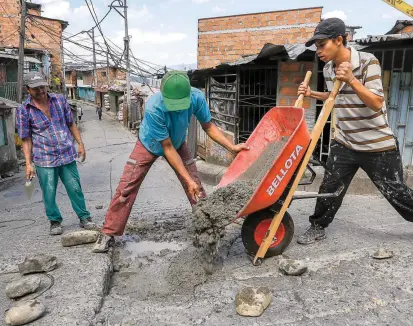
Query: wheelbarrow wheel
241 210 294 257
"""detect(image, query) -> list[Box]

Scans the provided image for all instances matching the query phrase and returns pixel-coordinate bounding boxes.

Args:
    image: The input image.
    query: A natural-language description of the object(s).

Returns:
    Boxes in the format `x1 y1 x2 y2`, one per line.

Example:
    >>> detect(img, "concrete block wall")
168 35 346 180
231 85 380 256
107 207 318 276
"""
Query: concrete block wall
206 129 235 166
198 7 322 69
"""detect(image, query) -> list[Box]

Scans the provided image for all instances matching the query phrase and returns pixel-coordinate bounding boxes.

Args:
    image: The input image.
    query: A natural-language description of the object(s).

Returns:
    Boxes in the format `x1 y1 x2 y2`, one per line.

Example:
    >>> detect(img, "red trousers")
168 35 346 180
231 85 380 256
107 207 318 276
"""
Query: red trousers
102 141 206 236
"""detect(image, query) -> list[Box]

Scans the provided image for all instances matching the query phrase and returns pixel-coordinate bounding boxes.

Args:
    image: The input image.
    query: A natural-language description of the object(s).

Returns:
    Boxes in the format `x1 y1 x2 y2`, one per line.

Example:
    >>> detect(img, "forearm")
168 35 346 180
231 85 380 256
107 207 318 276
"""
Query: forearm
310 90 330 101
163 146 192 183
204 124 234 152
349 78 383 111
69 123 83 144
22 138 33 165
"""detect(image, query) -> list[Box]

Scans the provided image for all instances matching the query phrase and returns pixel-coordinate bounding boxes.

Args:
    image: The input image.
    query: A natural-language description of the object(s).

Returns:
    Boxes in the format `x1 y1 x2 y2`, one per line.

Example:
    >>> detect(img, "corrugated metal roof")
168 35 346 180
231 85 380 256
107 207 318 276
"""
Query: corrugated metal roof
0 53 41 64
195 43 316 71
356 32 413 44
386 20 413 35
0 97 19 110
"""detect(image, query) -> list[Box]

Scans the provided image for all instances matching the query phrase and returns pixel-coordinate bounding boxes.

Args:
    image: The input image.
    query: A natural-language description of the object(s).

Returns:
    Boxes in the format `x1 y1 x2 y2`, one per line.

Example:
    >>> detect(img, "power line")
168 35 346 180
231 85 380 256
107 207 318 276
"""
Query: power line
84 0 120 66
27 18 91 63
0 29 20 44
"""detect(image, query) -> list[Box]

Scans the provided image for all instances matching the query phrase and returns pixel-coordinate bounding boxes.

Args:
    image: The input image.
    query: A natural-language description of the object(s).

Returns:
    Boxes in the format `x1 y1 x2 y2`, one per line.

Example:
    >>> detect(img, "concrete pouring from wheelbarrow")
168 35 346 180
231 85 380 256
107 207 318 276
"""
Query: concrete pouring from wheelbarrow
196 160 413 196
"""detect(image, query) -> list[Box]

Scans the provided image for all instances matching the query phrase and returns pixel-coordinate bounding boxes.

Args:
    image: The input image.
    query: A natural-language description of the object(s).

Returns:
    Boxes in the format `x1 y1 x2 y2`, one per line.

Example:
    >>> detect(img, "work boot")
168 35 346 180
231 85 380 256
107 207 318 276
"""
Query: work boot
50 221 63 236
297 224 326 245
79 217 98 230
93 233 114 253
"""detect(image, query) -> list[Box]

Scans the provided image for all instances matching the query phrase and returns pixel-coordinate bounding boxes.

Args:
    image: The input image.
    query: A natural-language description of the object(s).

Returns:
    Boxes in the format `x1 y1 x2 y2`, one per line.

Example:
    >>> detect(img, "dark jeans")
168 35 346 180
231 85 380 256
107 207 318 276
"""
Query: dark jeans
310 141 413 227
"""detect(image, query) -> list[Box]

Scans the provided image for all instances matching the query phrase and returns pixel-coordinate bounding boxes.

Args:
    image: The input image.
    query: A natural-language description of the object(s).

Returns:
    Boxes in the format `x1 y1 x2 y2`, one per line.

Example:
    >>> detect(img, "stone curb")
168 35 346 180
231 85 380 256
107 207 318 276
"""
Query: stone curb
196 160 226 186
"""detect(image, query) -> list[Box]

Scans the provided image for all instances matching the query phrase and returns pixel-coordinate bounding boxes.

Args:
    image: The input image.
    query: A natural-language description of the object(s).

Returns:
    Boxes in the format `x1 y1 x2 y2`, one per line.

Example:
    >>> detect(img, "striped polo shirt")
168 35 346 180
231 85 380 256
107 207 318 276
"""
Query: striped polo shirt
324 46 396 152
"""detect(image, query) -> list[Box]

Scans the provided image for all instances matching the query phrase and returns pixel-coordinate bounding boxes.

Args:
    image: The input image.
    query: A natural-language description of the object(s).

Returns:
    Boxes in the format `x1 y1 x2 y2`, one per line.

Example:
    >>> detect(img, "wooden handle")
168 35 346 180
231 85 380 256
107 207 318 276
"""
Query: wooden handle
253 79 342 265
294 71 312 108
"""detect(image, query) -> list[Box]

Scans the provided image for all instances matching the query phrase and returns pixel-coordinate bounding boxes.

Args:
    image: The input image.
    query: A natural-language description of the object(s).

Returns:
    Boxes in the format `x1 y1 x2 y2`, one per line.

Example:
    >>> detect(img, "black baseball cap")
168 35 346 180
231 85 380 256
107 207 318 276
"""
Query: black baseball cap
305 18 346 47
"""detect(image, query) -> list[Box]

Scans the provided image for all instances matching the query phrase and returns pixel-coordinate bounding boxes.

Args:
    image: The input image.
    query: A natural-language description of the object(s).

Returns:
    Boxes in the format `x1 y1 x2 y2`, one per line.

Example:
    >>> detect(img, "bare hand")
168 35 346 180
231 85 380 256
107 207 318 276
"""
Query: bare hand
187 179 200 203
26 164 35 180
78 143 86 162
231 143 250 154
336 62 354 84
297 82 311 97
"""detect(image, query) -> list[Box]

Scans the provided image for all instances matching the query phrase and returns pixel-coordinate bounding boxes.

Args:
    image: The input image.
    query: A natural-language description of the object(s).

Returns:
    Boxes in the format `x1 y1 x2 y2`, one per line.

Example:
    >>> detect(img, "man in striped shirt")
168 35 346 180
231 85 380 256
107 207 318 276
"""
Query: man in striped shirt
297 18 413 245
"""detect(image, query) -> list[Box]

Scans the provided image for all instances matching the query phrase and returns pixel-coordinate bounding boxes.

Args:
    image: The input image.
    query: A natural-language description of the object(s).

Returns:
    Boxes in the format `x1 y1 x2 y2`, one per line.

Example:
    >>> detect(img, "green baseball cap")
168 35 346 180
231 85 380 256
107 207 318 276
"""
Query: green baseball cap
161 71 191 111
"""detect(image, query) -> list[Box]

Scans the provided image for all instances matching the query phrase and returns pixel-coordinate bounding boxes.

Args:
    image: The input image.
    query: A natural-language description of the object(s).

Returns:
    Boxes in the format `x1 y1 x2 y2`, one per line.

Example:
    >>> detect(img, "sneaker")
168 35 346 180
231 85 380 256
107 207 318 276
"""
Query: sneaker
79 217 98 230
297 224 326 245
92 233 114 253
50 221 63 236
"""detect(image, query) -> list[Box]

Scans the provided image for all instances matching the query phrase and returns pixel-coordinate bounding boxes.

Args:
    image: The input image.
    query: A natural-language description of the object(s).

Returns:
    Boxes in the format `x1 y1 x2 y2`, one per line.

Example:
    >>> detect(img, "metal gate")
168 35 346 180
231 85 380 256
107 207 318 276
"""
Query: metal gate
372 47 413 166
238 66 278 143
388 71 413 166
197 72 239 159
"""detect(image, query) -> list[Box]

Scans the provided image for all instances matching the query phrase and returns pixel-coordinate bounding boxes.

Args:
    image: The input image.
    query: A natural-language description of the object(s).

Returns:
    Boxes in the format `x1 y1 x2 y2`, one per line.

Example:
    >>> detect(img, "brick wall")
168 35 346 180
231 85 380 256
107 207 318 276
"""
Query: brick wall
198 7 322 69
81 71 93 86
65 71 76 85
277 61 317 129
95 67 126 87
399 25 413 34
0 0 65 78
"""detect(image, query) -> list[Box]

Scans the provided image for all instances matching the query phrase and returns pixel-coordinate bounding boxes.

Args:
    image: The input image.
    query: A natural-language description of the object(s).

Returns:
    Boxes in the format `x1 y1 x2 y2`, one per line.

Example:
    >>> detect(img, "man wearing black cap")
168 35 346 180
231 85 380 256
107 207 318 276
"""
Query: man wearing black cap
297 18 413 245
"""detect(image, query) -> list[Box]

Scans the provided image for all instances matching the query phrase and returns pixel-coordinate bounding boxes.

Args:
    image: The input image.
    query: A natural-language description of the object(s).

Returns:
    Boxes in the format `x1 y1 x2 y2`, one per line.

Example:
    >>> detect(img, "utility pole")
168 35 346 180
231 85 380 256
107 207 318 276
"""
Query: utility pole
109 0 131 124
61 39 66 96
123 0 131 121
91 27 97 89
17 0 26 103
106 52 110 85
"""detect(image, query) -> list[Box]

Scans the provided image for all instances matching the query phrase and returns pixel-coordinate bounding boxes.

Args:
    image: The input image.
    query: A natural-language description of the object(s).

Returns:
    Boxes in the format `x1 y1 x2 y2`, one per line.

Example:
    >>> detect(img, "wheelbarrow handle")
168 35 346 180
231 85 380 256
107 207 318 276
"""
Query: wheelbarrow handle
294 71 312 108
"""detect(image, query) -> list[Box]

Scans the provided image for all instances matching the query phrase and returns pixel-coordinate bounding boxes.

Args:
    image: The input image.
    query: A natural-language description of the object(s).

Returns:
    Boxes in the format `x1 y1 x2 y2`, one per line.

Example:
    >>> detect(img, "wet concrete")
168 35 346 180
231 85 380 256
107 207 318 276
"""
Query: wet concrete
99 194 413 325
192 139 288 274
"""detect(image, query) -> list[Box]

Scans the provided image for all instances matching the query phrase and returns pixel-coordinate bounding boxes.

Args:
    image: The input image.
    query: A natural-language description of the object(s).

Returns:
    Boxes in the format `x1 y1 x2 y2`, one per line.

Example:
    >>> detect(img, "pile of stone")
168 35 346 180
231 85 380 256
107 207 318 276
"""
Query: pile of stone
4 254 57 326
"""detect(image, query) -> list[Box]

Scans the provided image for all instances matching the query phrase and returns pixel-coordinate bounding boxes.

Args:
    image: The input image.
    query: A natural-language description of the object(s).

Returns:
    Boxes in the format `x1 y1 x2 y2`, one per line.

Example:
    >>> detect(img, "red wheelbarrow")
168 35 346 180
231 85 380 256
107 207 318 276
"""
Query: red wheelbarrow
217 72 343 265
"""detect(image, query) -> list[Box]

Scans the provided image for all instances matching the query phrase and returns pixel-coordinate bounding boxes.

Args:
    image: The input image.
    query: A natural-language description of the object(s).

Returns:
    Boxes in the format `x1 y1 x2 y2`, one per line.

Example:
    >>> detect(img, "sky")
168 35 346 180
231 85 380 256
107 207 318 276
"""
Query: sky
33 0 410 69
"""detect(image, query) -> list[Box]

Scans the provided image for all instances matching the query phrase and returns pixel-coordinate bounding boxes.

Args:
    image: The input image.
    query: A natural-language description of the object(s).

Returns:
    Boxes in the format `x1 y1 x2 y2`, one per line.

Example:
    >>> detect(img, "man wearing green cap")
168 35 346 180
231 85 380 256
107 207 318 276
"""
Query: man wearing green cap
93 71 249 252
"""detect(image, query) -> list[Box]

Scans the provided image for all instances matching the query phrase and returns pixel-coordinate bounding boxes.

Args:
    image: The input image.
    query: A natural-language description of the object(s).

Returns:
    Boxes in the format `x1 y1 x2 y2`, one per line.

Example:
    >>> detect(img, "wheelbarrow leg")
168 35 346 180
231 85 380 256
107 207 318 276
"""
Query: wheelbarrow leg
253 80 343 265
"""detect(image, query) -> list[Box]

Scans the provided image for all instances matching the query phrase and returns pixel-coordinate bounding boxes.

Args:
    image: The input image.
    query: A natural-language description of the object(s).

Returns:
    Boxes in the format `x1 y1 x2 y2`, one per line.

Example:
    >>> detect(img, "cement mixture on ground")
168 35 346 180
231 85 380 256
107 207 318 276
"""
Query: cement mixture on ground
192 138 289 273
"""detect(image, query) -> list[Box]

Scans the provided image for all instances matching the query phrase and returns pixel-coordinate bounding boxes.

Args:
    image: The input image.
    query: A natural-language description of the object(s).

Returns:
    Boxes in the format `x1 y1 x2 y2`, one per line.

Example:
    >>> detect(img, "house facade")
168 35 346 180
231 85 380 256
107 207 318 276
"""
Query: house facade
193 9 413 167
0 1 68 81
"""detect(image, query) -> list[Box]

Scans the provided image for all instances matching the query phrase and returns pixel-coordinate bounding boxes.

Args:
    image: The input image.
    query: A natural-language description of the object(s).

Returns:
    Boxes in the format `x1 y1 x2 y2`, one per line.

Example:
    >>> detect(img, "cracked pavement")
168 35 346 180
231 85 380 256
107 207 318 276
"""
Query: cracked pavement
1 105 413 325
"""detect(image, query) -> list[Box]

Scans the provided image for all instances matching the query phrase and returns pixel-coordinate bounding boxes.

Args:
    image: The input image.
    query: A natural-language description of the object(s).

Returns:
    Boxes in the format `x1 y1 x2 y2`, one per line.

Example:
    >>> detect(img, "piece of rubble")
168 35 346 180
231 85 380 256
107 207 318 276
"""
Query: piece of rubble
95 205 104 210
5 300 45 325
5 275 41 299
1 172 15 178
61 230 99 247
372 248 394 260
18 254 57 275
235 287 272 317
279 259 308 276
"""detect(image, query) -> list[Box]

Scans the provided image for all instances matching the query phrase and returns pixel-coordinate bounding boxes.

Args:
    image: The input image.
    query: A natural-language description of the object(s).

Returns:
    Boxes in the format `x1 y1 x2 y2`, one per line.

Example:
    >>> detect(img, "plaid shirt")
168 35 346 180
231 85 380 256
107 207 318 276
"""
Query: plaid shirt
16 93 77 167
